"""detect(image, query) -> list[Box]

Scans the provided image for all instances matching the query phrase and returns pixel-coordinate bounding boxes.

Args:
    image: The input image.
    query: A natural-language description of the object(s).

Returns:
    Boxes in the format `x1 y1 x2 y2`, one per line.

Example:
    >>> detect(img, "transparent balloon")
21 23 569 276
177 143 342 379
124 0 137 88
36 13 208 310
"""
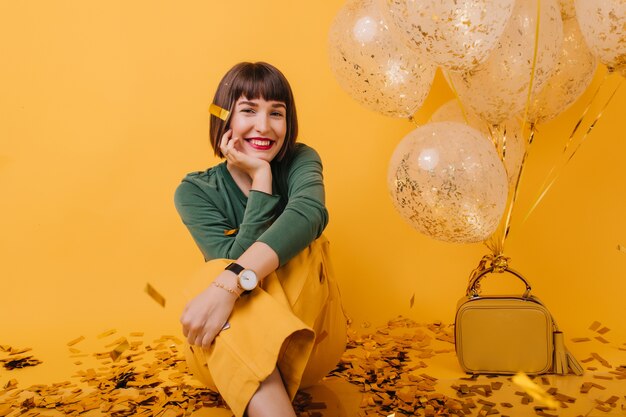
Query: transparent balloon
388 122 508 243
448 0 563 125
528 18 598 124
558 0 576 20
383 0 514 72
328 0 436 118
575 0 626 74
430 100 525 186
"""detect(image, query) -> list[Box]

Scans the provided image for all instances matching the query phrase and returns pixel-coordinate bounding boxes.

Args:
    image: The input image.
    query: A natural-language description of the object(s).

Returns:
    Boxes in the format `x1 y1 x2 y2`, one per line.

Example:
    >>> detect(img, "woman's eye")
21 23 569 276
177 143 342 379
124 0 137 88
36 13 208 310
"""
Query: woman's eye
271 112 285 117
241 108 255 114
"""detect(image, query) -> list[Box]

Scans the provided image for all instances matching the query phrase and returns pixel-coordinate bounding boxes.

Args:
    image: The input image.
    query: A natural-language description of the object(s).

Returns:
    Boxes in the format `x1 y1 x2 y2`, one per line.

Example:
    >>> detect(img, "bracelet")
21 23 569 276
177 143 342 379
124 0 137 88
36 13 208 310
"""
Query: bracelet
212 281 240 297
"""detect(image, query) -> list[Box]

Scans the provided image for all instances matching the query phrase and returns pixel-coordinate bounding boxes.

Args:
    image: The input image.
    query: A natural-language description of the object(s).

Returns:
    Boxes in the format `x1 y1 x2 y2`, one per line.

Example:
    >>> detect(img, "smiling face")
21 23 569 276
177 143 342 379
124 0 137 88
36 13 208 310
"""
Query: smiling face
210 62 298 161
229 96 287 162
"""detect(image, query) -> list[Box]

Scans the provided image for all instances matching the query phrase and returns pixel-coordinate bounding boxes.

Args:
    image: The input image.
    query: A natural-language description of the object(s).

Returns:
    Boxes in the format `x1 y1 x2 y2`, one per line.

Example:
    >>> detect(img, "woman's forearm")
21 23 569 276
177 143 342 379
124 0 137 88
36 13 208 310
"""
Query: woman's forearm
213 241 280 295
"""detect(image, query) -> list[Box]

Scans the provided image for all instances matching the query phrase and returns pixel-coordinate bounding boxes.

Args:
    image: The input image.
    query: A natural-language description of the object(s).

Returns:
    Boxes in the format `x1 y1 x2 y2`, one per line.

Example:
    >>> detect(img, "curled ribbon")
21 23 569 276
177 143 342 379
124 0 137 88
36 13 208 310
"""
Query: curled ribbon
468 254 511 294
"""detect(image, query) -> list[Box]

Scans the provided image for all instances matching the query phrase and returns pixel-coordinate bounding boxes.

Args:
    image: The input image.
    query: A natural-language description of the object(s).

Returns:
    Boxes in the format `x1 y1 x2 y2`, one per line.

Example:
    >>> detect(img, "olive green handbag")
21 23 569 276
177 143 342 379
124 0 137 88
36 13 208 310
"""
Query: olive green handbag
454 258 583 375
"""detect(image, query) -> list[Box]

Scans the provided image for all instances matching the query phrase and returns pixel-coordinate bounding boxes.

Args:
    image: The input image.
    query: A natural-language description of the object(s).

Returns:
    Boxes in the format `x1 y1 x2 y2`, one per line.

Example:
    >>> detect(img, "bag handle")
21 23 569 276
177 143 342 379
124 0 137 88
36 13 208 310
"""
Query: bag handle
466 256 532 298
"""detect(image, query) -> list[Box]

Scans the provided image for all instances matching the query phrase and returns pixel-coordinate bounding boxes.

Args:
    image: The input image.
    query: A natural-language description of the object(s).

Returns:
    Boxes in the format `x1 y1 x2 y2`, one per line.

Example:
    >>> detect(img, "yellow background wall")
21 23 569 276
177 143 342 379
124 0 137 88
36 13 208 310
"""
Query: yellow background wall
2 0 625 361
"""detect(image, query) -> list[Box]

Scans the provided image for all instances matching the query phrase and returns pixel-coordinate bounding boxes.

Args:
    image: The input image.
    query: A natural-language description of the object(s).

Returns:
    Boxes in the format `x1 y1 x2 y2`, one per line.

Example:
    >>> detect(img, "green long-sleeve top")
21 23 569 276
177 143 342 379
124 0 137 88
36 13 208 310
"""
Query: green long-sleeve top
174 143 329 266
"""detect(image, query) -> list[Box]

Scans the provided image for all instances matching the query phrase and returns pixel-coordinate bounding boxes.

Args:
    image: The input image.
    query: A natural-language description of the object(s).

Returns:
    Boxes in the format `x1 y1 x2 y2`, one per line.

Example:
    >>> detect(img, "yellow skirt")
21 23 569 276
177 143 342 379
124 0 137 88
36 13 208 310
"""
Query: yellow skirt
182 236 347 417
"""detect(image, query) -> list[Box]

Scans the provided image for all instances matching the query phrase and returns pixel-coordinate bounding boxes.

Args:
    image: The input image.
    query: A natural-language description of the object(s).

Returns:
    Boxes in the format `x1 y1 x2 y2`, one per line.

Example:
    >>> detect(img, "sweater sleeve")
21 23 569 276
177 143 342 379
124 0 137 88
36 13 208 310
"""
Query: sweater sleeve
174 179 281 261
257 146 329 265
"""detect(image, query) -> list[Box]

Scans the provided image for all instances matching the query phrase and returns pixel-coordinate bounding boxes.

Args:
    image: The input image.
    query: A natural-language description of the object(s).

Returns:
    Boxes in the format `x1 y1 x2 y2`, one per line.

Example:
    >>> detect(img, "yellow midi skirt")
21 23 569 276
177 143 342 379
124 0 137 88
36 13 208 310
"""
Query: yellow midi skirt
182 236 347 417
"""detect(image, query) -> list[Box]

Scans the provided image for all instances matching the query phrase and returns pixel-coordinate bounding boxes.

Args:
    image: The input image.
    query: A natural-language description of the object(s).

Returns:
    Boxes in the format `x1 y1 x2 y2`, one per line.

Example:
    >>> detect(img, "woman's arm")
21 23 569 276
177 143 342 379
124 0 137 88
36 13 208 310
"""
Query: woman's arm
180 241 278 348
257 145 329 265
175 180 281 260
175 145 327 264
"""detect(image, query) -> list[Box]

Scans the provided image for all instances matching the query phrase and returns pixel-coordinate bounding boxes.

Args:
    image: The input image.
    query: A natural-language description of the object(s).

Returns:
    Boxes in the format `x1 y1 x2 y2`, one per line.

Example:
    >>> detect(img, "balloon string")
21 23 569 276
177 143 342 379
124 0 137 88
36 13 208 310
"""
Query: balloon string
487 124 508 162
484 124 535 255
528 68 608 214
562 68 609 153
501 126 536 248
519 0 542 140
491 0 542 255
521 75 623 225
445 70 471 126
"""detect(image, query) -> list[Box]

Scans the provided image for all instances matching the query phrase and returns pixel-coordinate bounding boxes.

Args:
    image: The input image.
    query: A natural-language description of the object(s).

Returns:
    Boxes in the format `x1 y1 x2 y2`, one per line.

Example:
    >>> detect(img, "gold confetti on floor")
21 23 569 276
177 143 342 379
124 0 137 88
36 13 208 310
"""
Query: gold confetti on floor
1 317 625 416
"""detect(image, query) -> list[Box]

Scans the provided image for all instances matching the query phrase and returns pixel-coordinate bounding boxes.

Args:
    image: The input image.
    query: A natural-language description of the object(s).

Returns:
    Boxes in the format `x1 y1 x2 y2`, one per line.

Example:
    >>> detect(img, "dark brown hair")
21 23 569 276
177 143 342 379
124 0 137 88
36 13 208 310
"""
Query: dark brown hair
209 62 298 161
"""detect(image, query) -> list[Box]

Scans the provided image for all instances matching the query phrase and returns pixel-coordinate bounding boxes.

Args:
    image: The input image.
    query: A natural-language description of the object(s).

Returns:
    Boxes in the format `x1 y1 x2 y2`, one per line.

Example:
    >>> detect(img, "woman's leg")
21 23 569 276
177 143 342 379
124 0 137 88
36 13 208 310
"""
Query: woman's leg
246 367 296 417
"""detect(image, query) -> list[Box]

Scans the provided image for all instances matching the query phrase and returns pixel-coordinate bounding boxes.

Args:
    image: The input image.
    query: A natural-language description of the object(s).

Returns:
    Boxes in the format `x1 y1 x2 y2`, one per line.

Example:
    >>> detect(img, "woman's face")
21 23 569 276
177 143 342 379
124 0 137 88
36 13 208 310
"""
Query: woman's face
228 96 287 162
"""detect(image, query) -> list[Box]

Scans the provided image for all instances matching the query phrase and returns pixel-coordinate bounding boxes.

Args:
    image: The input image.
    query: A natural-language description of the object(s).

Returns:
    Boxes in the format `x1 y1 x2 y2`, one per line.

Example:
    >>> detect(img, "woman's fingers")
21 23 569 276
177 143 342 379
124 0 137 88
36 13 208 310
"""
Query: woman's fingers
201 323 221 349
182 317 203 344
220 129 233 157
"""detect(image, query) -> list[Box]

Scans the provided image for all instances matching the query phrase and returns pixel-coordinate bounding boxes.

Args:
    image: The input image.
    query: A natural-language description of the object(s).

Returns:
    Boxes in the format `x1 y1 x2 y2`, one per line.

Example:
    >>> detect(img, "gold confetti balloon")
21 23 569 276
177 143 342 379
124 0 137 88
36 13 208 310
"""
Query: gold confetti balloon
558 0 576 20
383 0 515 72
387 122 508 244
528 17 598 125
430 100 525 186
328 0 436 118
448 0 563 125
575 0 626 74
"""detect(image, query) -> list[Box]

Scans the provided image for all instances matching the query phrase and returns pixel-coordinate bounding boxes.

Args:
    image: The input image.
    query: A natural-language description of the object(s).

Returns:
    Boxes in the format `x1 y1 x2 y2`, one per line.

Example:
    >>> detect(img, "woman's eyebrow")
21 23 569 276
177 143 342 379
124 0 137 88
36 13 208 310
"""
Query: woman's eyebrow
237 100 286 109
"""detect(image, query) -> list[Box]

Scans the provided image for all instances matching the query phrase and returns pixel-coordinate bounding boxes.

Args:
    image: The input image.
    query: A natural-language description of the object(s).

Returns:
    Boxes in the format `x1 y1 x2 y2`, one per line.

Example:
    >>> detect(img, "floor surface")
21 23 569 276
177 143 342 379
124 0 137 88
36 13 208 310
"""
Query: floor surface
1 317 624 416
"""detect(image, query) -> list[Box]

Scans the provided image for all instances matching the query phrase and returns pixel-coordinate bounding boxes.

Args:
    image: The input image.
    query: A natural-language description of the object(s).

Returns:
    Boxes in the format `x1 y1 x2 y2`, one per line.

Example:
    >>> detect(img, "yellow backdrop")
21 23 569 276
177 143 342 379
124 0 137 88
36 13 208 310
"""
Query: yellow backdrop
1 0 625 370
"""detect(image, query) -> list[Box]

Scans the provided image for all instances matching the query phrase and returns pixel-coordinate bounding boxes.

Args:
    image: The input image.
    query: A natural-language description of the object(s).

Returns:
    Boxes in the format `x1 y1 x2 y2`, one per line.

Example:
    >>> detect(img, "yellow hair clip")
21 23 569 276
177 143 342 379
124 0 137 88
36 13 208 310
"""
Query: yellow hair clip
209 104 230 121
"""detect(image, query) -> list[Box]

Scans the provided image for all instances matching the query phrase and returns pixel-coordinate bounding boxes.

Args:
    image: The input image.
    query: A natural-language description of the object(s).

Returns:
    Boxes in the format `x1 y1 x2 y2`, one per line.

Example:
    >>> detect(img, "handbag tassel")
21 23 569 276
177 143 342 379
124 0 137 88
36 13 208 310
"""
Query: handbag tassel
553 331 567 374
553 331 583 376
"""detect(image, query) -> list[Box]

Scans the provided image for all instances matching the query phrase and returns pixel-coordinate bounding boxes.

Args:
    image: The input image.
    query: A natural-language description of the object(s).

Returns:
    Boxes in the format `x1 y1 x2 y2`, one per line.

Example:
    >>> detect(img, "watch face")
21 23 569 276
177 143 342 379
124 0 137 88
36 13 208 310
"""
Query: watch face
239 270 258 291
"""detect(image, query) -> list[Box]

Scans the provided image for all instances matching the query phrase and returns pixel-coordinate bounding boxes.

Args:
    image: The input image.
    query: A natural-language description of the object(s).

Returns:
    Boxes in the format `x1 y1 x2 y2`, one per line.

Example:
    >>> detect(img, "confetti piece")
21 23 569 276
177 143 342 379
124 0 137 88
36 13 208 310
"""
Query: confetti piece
1 355 43 370
571 337 591 343
8 347 31 355
209 104 230 121
97 329 117 339
224 228 238 236
105 337 127 348
617 244 626 253
67 336 85 346
3 379 17 389
130 332 144 337
595 336 610 344
589 321 601 331
110 339 130 362
409 293 415 308
144 283 166 307
512 373 558 409
597 326 611 334
591 352 612 368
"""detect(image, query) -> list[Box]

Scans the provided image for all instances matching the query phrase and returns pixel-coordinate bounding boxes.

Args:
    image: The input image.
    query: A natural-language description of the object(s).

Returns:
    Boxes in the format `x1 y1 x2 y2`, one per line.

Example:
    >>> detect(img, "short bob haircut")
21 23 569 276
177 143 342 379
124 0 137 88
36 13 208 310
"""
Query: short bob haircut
209 62 298 162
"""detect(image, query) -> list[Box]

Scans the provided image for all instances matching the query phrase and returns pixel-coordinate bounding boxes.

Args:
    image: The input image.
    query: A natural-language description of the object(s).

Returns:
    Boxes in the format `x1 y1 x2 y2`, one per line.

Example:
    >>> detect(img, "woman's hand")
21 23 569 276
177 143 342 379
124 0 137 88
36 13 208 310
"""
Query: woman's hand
180 272 240 349
220 129 271 182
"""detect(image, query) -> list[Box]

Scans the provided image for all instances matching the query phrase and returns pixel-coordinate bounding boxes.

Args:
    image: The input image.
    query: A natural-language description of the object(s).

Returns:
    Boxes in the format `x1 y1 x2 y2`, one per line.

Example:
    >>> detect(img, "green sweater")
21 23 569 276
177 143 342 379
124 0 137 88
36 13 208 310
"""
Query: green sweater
174 143 329 266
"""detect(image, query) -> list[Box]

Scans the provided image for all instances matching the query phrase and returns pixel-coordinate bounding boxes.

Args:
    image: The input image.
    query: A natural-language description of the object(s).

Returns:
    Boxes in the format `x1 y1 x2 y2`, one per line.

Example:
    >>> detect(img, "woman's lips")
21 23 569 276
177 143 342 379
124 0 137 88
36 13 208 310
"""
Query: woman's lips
246 138 274 150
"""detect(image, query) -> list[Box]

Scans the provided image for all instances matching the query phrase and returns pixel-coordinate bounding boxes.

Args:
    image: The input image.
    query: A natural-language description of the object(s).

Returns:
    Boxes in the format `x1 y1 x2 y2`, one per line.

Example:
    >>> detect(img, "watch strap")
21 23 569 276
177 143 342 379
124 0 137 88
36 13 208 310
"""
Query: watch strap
225 262 245 275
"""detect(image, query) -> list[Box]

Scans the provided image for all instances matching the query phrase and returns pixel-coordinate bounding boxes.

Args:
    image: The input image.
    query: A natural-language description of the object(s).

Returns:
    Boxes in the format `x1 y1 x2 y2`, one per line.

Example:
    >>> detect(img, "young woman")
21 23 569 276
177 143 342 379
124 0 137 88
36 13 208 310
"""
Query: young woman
174 62 347 417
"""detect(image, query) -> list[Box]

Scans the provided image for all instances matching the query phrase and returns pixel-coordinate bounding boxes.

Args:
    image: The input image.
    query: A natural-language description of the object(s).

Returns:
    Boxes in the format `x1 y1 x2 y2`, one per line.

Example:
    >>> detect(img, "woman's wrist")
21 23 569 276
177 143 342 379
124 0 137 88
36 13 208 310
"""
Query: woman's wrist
213 272 244 297
250 165 272 194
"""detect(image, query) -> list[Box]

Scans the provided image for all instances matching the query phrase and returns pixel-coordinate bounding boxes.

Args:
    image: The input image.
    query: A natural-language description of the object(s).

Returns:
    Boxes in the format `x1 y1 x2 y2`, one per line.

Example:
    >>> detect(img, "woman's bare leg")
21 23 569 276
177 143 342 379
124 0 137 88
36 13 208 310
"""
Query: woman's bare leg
246 367 296 417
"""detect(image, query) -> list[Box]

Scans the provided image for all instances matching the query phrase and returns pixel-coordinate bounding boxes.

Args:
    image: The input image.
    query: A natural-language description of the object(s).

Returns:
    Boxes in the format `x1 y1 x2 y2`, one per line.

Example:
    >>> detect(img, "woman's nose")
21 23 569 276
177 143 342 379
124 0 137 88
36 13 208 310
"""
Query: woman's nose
254 114 270 133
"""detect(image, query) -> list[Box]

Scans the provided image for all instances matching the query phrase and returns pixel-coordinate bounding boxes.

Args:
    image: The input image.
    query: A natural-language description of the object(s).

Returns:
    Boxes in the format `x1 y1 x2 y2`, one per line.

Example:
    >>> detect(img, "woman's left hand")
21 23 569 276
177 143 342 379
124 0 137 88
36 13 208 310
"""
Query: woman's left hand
180 273 239 348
